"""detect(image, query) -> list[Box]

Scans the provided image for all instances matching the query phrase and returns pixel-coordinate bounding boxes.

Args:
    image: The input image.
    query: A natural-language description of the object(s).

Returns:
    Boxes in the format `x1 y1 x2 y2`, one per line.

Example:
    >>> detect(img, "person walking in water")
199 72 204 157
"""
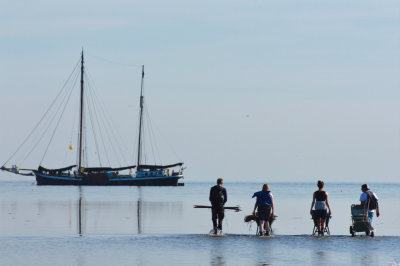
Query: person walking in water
252 184 274 236
360 184 380 236
310 180 332 236
209 178 227 234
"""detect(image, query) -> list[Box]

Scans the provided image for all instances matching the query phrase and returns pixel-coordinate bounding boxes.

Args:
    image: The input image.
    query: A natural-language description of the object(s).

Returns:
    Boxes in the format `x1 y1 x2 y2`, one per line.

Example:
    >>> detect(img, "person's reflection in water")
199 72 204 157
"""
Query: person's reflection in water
210 255 225 266
312 250 327 266
253 238 274 265
210 241 226 266
359 253 378 266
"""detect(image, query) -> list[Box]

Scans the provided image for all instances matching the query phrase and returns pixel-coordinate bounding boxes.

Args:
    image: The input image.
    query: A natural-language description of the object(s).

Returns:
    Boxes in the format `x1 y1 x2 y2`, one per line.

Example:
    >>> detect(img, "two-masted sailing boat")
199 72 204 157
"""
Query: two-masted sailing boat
1 51 184 186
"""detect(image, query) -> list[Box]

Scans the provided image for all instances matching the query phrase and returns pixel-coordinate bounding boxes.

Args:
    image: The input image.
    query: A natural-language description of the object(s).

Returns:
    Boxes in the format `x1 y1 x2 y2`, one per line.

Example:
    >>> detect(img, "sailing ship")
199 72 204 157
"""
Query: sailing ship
1 51 184 186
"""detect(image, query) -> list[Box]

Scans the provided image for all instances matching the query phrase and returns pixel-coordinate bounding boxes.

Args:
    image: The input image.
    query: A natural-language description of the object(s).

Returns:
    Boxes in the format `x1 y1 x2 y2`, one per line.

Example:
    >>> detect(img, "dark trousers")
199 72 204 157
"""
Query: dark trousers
212 205 224 230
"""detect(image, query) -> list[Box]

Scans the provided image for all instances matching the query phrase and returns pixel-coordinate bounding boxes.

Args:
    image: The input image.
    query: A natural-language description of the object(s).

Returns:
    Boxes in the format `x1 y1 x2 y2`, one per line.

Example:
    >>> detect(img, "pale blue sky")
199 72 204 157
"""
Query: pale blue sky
1 0 400 182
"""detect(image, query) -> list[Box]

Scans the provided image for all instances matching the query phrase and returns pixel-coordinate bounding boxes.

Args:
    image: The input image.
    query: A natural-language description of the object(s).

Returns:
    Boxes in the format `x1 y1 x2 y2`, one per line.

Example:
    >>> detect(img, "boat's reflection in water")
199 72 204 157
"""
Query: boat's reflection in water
0 187 183 236
75 187 183 236
78 186 83 236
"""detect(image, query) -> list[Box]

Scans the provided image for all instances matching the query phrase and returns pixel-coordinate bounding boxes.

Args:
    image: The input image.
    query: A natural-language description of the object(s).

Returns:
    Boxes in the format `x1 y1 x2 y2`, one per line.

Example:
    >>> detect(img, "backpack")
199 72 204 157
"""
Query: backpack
212 186 225 205
217 187 225 204
366 191 378 210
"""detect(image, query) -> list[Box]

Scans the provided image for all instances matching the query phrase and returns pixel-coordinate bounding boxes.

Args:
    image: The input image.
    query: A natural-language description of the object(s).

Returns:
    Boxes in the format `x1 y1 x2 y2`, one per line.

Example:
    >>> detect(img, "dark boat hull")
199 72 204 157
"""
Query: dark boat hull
34 171 183 186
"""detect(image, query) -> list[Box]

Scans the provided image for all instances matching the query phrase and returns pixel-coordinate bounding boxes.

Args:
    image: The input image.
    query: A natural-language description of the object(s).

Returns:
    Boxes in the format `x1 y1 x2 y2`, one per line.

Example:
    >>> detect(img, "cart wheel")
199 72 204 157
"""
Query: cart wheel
370 231 374 237
365 230 370 236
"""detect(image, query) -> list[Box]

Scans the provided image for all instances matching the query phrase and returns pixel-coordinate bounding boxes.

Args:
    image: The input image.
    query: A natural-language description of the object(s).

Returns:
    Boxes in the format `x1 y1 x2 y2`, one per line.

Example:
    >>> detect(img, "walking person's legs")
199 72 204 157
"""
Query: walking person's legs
368 210 375 235
211 206 218 234
317 218 322 233
217 205 224 231
259 220 265 235
367 211 374 227
264 220 270 235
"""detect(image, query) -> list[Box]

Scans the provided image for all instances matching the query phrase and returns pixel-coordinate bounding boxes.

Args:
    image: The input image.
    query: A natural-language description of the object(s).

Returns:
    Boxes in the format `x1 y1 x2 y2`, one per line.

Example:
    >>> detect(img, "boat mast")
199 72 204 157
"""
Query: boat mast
78 50 85 171
137 65 144 170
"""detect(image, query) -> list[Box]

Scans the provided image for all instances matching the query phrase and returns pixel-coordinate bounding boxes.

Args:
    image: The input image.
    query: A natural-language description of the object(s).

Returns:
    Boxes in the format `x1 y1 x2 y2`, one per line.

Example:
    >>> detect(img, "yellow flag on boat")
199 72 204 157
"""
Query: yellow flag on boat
69 145 73 150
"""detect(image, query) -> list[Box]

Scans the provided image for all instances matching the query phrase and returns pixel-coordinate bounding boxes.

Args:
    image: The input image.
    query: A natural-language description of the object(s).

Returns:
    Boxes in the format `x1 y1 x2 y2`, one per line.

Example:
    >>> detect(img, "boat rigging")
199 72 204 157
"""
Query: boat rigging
1 51 184 186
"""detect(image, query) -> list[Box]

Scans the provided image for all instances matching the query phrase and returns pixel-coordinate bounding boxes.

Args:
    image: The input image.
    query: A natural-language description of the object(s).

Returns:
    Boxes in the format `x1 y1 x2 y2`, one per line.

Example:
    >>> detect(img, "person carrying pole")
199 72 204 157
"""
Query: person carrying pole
209 178 227 234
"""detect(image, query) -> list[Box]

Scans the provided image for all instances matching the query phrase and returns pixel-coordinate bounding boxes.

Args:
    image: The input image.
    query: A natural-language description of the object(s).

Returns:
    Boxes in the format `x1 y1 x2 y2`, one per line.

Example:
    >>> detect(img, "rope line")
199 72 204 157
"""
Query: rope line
20 66 80 166
87 72 131 166
2 58 80 167
40 70 77 165
85 81 103 167
87 80 110 166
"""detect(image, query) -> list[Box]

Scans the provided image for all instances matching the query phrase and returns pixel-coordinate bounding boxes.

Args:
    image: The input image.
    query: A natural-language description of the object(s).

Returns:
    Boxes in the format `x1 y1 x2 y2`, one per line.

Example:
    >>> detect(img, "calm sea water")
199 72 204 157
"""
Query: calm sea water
0 175 399 265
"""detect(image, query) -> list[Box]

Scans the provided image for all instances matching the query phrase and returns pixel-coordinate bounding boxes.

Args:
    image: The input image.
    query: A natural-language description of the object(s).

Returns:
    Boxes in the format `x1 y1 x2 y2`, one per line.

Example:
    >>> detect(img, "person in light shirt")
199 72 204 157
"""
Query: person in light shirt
360 184 380 235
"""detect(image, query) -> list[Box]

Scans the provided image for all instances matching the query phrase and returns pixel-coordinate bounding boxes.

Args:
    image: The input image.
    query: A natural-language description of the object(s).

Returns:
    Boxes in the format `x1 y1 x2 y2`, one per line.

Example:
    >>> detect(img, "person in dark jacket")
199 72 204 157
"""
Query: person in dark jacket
209 178 227 234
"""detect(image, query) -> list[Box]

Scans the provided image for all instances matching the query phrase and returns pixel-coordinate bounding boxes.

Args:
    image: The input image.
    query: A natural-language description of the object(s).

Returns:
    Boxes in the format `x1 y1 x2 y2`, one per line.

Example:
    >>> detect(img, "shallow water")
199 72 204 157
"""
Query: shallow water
0 176 399 265
0 235 399 266
0 234 400 265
